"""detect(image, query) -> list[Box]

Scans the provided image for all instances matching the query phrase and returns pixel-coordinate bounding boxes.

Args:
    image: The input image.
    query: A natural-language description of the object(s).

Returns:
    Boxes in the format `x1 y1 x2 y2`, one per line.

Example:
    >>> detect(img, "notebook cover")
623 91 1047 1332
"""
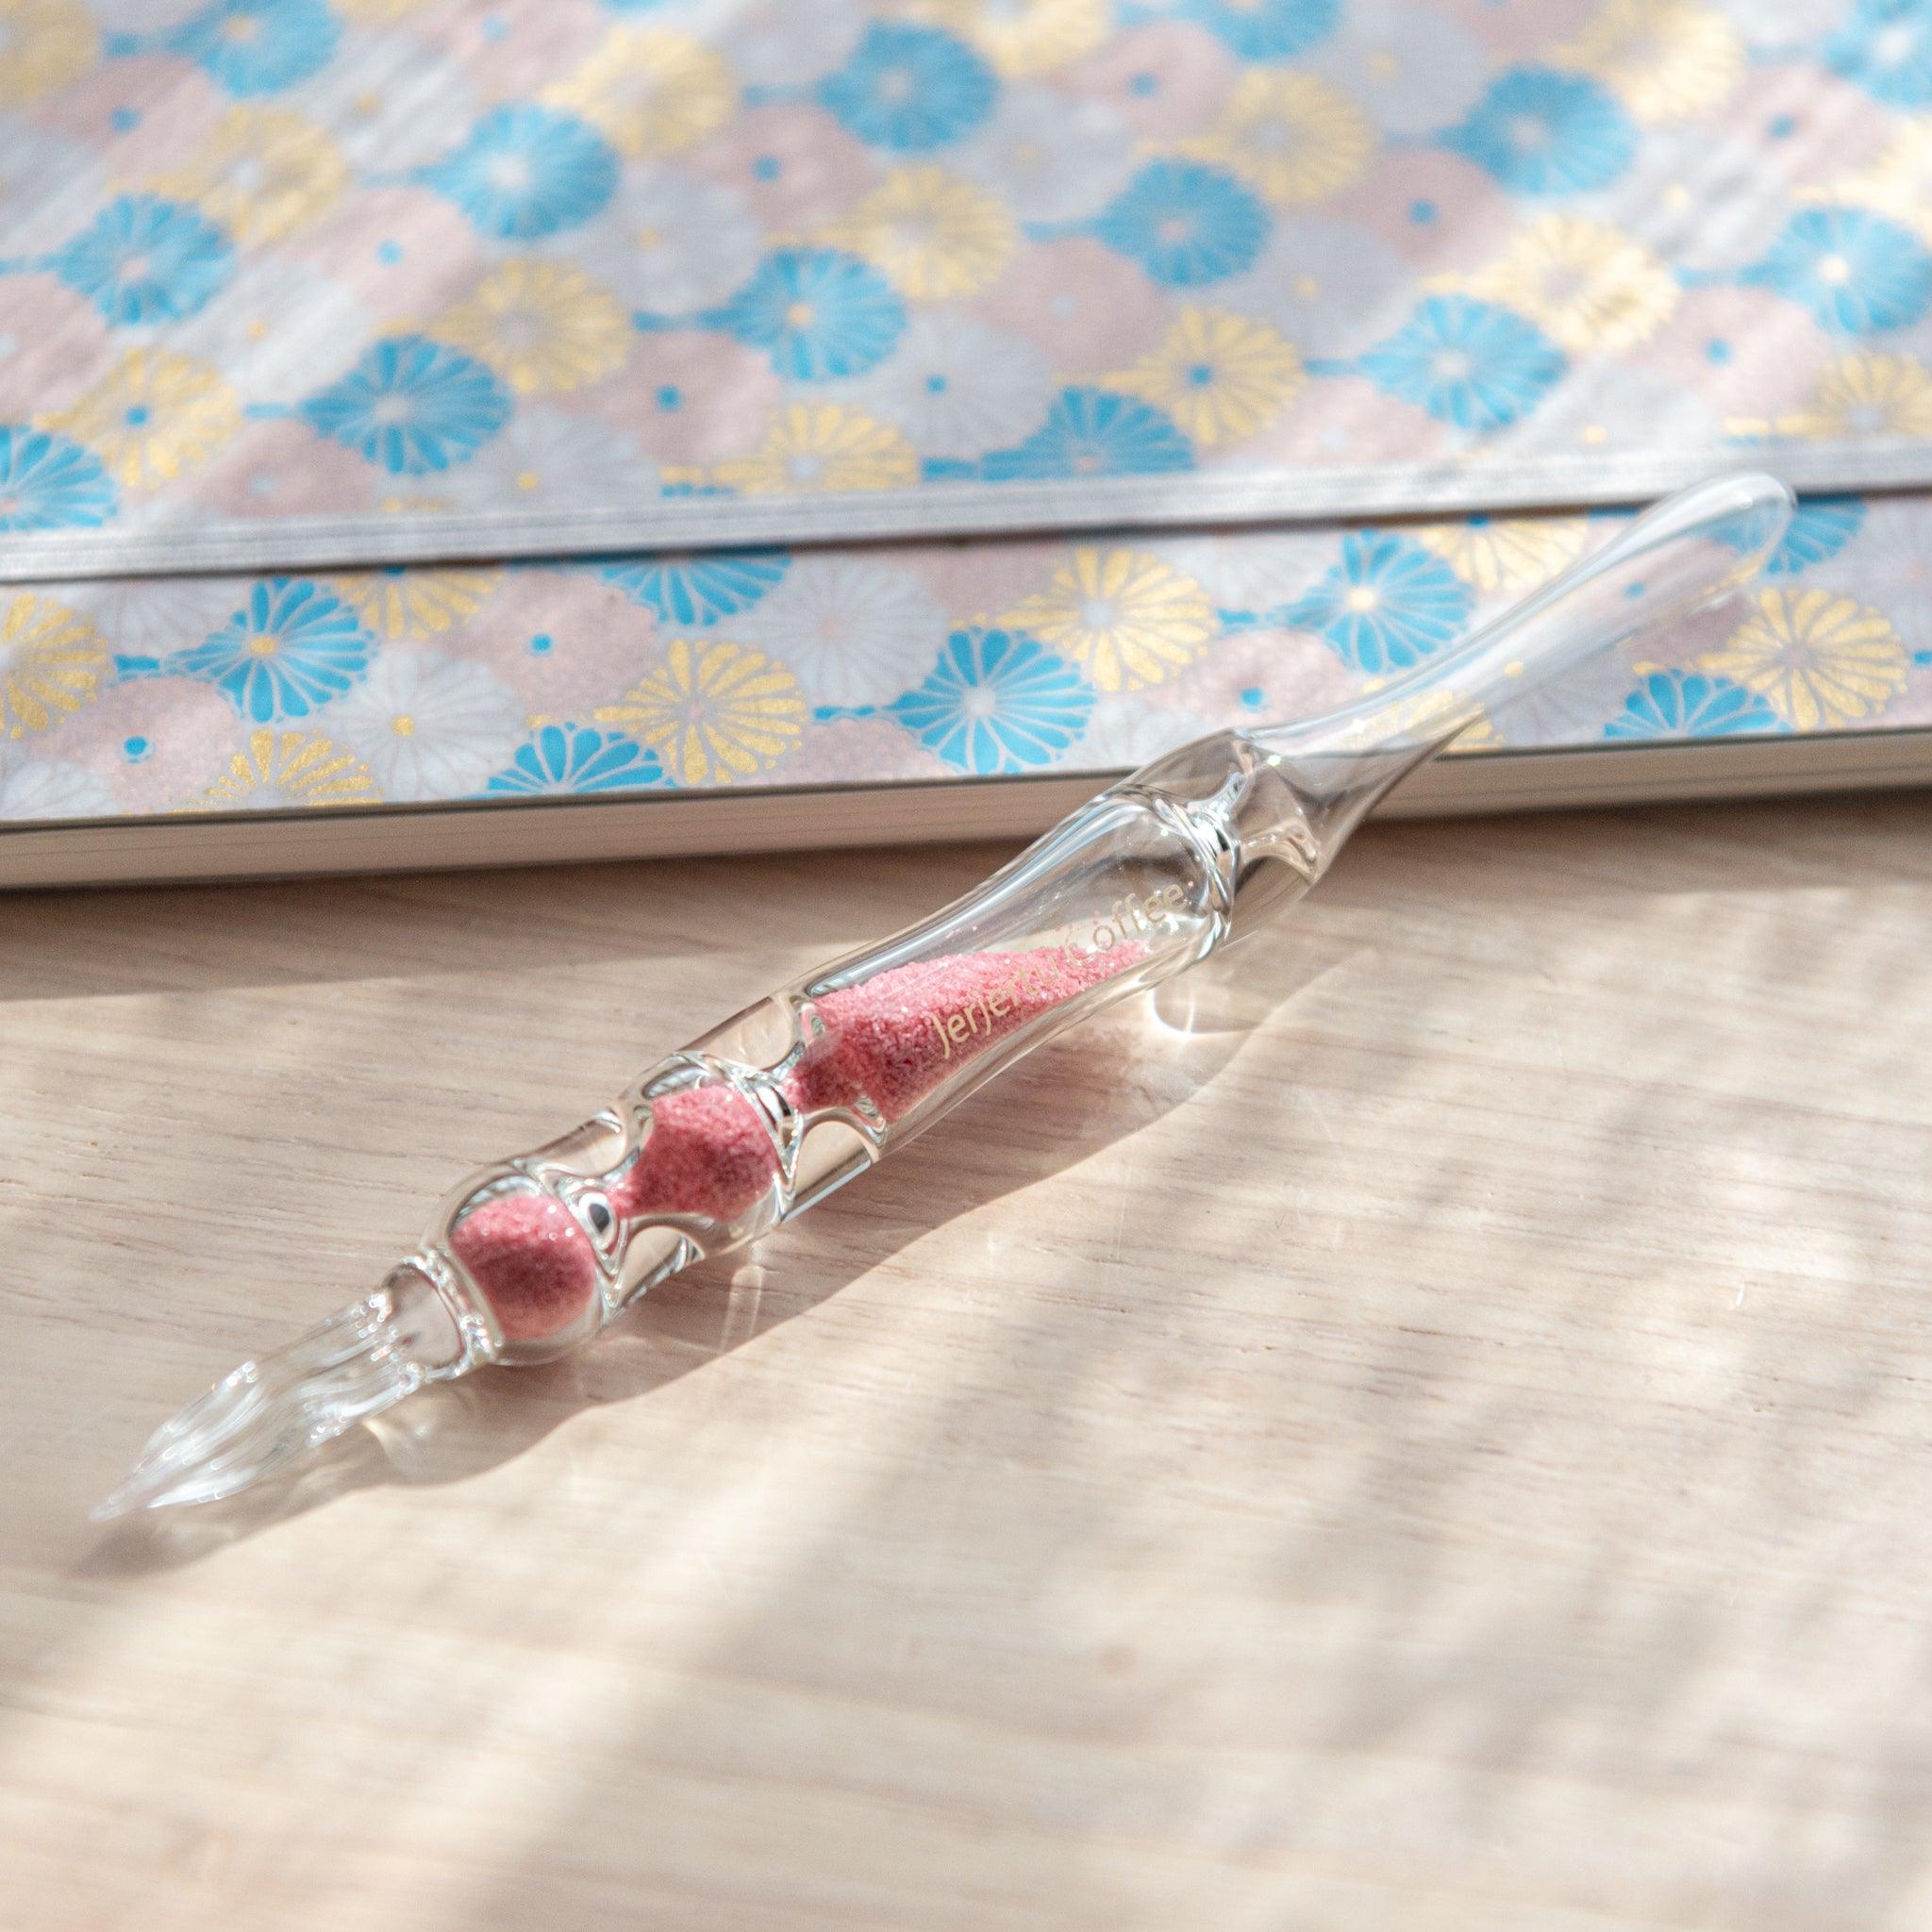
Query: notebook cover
4 491 1929 830
7 0 1932 577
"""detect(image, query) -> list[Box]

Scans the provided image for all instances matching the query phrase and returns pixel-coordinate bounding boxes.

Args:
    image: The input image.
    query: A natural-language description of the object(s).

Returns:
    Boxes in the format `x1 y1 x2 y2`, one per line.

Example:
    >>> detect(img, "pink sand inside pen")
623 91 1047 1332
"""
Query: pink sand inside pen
607 1081 779 1225
454 945 1141 1341
448 1191 601 1344
784 942 1141 1121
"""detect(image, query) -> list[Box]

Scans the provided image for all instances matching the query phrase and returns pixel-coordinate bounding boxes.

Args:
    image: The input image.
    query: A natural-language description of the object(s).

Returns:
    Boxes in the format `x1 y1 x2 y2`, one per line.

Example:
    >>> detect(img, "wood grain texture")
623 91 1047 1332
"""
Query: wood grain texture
4 794 1932 1930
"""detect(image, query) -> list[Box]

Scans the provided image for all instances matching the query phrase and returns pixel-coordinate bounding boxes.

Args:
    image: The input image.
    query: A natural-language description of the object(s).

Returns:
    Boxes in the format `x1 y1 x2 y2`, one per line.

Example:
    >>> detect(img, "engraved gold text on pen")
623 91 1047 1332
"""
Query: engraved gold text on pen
925 885 1187 1059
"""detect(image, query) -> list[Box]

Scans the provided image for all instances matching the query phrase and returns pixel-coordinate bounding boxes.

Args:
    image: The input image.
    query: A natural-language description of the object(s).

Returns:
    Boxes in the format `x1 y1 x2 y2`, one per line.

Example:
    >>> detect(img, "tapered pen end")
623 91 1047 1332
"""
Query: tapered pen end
93 1273 472 1520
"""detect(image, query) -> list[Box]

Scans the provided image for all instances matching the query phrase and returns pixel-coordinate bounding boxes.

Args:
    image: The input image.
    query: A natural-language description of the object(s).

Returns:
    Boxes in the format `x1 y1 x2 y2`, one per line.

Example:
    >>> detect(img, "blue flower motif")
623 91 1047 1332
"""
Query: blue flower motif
1719 495 1866 575
1177 0 1339 60
1286 533 1472 675
1603 670 1785 741
706 249 906 381
1094 161 1270 288
166 0 339 96
1825 0 1932 108
483 724 669 795
171 579 373 723
980 387 1194 481
302 335 511 475
819 23 996 152
420 104 619 241
1742 208 1932 334
889 626 1094 774
598 551 790 625
1357 295 1566 432
48 194 232 327
0 427 116 532
1443 66 1635 195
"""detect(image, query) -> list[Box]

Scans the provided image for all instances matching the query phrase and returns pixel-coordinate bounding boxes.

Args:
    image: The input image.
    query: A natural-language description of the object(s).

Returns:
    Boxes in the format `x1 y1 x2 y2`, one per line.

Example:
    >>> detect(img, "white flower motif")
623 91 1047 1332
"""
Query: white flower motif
1307 0 1487 137
836 311 1056 460
0 747 116 824
1072 701 1218 773
1833 496 1932 652
954 85 1136 225
441 404 660 517
730 0 867 86
0 114 108 258
1155 531 1334 619
1505 362 1718 463
1573 118 1792 267
63 574 248 658
82 0 196 29
1486 641 1643 748
287 26 480 173
326 647 522 802
1210 217 1413 360
172 257 375 404
575 165 765 317
1739 0 1848 48
738 556 946 708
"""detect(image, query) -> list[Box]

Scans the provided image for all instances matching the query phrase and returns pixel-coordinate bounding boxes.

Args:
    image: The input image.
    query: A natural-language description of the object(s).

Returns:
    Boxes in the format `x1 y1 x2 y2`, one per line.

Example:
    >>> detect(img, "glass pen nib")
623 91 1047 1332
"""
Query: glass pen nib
92 1271 470 1520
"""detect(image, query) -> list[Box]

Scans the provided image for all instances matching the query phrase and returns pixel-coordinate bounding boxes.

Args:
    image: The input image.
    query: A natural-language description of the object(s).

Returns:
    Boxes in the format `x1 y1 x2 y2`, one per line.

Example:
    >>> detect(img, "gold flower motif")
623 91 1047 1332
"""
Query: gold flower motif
149 107 347 245
907 0 1111 77
194 729 380 811
1443 216 1678 352
0 0 95 107
709 405 920 495
328 568 503 640
822 166 1016 302
1415 516 1593 593
1699 589 1907 731
1003 549 1217 692
1746 353 1932 441
595 639 806 784
0 592 107 739
428 260 631 396
42 350 242 490
1807 123 1932 243
1440 708 1503 756
543 26 733 158
1559 0 1743 123
1182 71 1375 208
1104 308 1303 446
1327 685 1502 755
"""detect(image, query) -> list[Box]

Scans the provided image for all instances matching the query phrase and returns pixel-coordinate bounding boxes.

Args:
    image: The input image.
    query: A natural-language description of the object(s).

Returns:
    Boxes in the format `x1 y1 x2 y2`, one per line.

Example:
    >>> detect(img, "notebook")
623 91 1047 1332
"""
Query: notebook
10 0 1932 577
5 491 1931 888
4 0 1932 885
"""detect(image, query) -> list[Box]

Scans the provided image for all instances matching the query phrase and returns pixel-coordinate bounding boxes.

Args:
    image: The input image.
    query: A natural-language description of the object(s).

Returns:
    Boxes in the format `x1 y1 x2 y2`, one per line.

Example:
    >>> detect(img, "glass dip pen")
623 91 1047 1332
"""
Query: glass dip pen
95 471 1792 1519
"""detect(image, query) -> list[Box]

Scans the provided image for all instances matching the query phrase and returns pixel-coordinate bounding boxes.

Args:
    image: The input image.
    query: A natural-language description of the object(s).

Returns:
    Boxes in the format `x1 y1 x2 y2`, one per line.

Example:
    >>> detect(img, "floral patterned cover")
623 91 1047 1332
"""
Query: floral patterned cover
6 0 1932 574
4 492 1929 826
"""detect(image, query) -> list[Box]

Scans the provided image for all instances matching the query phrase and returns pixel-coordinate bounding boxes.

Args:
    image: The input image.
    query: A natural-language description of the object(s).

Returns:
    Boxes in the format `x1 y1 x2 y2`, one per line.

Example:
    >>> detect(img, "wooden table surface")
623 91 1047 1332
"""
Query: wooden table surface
5 792 1932 1930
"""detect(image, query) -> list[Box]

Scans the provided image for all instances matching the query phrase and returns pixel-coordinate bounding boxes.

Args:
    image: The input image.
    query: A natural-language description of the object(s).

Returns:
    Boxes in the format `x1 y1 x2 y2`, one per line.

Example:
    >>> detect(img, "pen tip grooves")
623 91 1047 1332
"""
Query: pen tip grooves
90 1291 441 1519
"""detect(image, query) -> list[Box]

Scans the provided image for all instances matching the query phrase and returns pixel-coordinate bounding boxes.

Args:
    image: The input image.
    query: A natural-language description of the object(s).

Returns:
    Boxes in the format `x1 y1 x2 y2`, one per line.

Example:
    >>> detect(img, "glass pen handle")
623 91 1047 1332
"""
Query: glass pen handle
94 777 1242 1521
422 472 1792 1368
94 475 1789 1515
419 775 1226 1365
